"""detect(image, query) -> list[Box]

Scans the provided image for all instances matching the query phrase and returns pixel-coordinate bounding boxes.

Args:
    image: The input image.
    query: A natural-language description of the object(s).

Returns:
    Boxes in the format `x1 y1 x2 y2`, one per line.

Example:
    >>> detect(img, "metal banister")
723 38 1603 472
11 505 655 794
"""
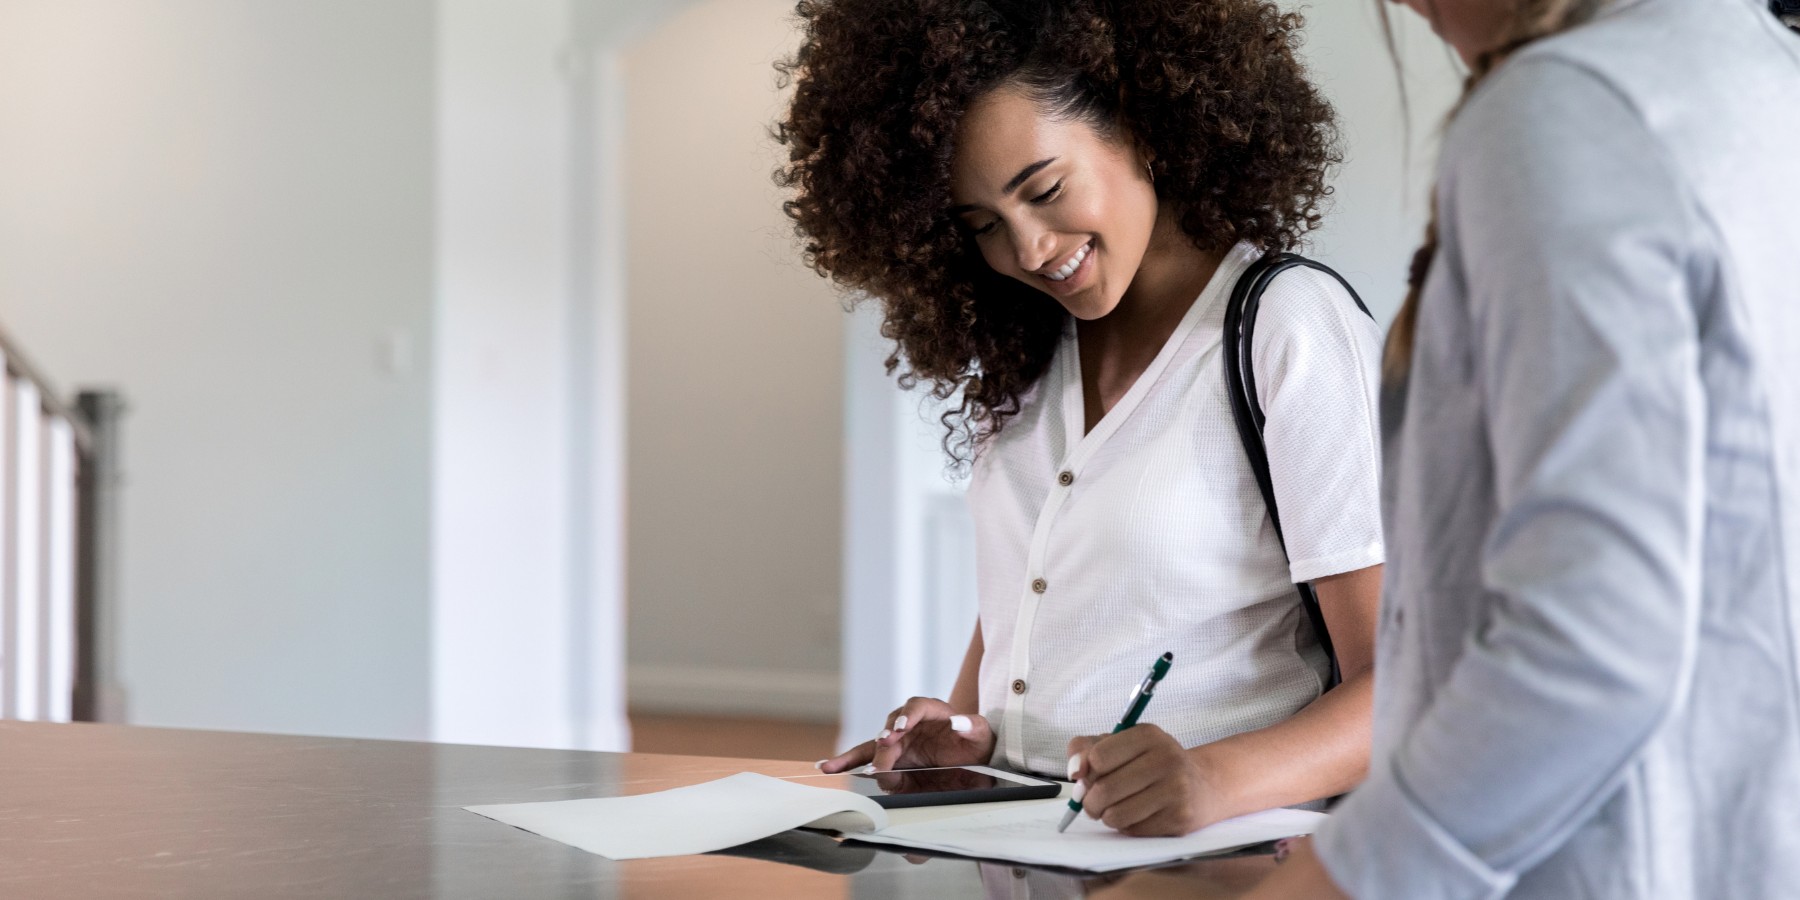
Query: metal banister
0 324 93 452
72 391 123 722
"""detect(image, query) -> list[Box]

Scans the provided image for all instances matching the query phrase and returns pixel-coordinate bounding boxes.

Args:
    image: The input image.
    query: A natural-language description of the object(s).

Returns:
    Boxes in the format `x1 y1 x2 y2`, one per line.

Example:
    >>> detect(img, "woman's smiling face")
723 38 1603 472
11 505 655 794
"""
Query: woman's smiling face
949 86 1160 321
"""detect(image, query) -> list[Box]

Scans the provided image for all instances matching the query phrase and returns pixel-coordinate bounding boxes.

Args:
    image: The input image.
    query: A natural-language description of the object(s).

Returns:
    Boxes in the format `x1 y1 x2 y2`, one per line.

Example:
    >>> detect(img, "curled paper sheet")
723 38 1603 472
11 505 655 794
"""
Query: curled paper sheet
465 772 887 860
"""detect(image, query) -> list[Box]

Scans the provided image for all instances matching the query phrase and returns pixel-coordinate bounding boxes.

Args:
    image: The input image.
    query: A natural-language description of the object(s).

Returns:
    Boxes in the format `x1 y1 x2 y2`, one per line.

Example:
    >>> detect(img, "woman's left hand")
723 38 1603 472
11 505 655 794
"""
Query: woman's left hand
1068 724 1229 836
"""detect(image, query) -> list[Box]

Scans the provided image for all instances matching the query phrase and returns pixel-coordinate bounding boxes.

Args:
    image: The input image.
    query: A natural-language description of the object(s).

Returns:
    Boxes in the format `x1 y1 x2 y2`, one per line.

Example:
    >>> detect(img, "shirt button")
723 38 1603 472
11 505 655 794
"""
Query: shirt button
1011 679 1027 695
1030 578 1047 594
1012 868 1028 879
1057 470 1074 486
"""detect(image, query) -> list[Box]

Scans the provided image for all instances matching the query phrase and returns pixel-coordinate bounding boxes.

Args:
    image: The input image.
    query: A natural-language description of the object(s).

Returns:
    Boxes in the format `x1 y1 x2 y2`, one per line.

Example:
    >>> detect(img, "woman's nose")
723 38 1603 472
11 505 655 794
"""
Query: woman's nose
1014 226 1058 273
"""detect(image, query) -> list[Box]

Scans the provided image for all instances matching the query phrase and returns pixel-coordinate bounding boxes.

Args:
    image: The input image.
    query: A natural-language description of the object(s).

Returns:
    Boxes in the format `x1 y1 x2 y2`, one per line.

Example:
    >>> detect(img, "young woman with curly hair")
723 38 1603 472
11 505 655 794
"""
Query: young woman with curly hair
782 0 1386 837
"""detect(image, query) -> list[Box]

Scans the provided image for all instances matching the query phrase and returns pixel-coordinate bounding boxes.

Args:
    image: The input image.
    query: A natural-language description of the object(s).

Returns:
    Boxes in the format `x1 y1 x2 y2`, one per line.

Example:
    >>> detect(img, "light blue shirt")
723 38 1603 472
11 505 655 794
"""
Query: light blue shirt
1313 0 1800 897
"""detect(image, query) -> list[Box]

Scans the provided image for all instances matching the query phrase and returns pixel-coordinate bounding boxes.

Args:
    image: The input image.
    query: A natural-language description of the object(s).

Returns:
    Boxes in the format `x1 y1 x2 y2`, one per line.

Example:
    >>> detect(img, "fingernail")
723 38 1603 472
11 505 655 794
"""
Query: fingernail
852 764 876 775
879 729 891 740
949 715 972 732
1072 782 1087 802
1067 753 1082 779
895 716 908 731
814 759 826 769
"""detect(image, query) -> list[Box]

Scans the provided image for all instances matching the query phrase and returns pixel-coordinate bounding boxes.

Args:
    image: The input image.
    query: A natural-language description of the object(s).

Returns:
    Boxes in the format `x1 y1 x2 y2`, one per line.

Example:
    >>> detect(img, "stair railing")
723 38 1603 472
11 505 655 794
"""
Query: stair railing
0 327 120 723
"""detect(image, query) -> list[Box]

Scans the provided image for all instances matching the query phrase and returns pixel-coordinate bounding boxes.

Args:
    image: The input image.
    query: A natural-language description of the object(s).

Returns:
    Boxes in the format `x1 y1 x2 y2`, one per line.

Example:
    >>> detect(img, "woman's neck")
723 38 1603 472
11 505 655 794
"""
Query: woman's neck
1076 211 1223 432
1418 0 1516 67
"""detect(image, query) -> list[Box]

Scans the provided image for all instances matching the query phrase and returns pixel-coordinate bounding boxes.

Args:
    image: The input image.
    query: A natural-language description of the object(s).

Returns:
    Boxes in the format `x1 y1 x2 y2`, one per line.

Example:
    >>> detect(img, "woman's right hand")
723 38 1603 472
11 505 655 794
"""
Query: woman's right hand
817 697 996 773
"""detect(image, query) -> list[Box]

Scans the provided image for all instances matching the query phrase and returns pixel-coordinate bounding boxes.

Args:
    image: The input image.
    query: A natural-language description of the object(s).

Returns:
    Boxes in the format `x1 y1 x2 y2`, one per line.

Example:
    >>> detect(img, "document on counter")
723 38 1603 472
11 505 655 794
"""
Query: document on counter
466 771 1322 871
850 803 1326 873
465 772 888 860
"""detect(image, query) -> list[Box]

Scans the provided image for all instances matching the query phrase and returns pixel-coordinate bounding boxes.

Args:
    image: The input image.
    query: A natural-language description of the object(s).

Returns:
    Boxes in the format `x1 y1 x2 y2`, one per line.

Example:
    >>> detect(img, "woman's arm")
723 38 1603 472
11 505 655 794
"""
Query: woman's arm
948 621 983 714
1186 564 1379 815
1070 565 1379 835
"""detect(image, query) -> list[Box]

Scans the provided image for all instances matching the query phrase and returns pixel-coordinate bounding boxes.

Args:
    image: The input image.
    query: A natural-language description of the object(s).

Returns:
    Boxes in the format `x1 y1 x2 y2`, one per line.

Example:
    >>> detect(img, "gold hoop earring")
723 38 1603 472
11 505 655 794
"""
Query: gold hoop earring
1143 160 1154 181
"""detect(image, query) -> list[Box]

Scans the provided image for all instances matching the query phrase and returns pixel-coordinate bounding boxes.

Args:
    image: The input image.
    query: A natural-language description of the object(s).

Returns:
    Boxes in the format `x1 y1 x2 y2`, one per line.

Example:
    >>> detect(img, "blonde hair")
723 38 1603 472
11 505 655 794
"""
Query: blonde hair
1382 0 1612 383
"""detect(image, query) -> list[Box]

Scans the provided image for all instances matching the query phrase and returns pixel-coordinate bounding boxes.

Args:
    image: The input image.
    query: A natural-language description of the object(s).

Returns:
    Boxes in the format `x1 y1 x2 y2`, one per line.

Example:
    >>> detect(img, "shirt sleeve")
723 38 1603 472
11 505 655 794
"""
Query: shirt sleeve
1250 263 1386 583
1313 57 1707 899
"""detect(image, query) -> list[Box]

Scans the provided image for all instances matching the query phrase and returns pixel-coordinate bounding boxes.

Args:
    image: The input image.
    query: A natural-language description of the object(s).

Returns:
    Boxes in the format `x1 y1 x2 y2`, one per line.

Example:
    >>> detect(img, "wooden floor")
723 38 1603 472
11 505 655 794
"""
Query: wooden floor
627 713 839 762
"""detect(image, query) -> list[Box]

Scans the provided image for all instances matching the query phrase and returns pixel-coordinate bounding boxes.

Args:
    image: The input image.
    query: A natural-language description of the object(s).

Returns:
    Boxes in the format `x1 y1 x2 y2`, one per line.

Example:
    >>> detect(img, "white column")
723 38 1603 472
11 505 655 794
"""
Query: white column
839 305 978 751
560 40 631 753
433 0 575 749
432 0 634 751
11 380 39 721
44 415 75 723
0 367 10 719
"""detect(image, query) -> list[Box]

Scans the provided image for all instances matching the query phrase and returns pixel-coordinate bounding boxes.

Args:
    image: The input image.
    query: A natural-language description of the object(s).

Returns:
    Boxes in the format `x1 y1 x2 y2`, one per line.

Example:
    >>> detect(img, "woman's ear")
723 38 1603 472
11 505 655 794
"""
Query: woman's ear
1135 142 1156 182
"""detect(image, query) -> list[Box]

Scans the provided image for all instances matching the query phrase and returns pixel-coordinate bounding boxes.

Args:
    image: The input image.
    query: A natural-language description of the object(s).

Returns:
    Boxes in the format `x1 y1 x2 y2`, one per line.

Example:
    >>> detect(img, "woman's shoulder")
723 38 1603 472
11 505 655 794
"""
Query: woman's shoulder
1446 0 1789 220
1444 30 1667 196
1437 44 1696 291
1240 260 1384 414
1249 262 1382 353
1255 262 1358 312
1480 0 1788 125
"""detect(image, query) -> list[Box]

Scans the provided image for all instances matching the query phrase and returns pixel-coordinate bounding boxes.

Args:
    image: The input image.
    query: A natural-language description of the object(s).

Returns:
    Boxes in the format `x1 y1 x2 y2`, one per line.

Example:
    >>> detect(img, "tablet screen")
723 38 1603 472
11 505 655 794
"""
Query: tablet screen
785 766 1059 808
845 765 1034 797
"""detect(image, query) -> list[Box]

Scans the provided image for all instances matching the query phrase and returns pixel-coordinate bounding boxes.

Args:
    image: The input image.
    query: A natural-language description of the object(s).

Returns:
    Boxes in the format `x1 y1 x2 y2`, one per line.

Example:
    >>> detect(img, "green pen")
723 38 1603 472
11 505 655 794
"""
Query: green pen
1057 651 1174 833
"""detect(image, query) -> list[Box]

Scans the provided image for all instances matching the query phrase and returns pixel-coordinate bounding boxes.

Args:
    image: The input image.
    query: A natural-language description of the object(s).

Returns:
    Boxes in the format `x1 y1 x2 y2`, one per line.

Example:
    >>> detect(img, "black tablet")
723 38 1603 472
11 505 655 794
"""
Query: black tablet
785 765 1061 809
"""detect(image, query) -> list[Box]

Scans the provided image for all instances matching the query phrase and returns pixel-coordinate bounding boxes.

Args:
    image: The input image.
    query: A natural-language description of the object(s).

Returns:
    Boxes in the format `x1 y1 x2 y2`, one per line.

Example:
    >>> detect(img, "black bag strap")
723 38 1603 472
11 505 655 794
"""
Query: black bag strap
1221 252 1372 691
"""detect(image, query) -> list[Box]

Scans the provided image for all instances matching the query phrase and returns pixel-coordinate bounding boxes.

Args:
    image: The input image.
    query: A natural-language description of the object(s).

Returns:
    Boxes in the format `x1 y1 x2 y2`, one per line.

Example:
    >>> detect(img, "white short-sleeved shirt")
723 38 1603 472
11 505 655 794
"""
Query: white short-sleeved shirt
969 241 1385 777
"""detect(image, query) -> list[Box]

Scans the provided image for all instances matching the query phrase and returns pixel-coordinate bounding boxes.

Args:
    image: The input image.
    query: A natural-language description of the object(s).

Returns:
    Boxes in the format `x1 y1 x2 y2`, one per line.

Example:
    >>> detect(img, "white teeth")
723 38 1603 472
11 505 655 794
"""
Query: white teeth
1045 242 1090 281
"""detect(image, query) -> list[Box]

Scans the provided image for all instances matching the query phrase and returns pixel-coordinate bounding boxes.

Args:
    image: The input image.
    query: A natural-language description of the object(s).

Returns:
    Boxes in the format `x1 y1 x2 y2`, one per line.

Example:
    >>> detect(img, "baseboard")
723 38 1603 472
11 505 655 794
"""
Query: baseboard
627 665 840 723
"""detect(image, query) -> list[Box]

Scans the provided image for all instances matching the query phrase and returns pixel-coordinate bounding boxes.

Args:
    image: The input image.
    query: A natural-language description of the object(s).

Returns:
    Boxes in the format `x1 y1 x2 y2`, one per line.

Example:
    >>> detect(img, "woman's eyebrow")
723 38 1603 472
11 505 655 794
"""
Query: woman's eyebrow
950 157 1059 215
1003 158 1057 194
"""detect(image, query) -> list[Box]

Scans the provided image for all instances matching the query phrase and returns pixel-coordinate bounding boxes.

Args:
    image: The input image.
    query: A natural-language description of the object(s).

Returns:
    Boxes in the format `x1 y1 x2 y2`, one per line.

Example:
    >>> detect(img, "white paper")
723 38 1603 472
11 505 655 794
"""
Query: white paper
851 803 1325 872
464 772 888 860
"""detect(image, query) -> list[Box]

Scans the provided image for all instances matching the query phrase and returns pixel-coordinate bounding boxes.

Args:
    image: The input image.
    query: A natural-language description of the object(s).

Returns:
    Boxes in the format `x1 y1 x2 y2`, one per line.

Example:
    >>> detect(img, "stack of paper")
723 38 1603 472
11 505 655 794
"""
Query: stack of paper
853 802 1325 872
464 772 1324 872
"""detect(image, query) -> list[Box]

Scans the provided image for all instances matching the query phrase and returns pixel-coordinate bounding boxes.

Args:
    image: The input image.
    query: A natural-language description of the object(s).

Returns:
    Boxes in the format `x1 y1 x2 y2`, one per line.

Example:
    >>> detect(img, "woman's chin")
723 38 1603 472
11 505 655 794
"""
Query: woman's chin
1057 291 1120 321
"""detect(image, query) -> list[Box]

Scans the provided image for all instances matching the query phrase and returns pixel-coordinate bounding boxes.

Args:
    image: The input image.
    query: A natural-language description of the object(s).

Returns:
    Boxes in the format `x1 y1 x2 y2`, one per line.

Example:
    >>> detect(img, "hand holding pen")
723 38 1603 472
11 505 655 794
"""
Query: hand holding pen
1059 652 1174 832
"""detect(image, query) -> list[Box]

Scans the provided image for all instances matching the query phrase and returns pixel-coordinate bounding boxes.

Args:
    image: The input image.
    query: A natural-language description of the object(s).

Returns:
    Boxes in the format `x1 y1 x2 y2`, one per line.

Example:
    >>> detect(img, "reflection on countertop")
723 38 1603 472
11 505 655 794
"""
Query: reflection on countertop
0 721 1276 899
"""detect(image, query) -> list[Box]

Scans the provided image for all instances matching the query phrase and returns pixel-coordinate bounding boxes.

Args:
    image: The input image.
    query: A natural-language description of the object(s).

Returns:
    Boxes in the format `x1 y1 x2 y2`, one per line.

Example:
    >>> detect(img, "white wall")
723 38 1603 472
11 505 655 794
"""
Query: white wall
1287 0 1462 324
0 0 685 747
0 0 434 739
622 0 847 722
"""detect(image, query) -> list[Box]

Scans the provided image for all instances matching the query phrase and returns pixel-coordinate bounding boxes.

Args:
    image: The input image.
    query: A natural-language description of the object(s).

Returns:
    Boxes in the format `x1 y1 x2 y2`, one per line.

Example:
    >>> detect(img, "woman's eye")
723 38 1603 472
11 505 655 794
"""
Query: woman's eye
971 219 999 236
1029 180 1063 204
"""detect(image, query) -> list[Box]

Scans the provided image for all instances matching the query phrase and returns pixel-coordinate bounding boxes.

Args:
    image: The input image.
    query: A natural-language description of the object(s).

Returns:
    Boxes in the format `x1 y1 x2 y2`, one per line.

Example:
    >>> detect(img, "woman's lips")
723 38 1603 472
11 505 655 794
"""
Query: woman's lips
1040 239 1095 293
1044 241 1090 281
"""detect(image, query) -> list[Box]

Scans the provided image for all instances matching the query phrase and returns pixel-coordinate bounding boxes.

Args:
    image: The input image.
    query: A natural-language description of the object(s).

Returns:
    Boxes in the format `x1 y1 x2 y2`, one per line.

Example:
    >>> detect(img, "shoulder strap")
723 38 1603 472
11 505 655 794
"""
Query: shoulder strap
1220 252 1372 690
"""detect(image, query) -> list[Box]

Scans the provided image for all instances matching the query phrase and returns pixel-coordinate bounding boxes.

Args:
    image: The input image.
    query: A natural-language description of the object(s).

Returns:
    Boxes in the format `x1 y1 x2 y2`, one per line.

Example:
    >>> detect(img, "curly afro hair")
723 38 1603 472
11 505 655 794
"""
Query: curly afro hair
775 0 1340 462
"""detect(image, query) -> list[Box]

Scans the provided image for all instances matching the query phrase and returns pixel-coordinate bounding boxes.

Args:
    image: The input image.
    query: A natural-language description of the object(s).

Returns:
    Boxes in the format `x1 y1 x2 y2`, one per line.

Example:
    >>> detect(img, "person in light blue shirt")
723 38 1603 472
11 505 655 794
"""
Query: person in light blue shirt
1245 0 1800 897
